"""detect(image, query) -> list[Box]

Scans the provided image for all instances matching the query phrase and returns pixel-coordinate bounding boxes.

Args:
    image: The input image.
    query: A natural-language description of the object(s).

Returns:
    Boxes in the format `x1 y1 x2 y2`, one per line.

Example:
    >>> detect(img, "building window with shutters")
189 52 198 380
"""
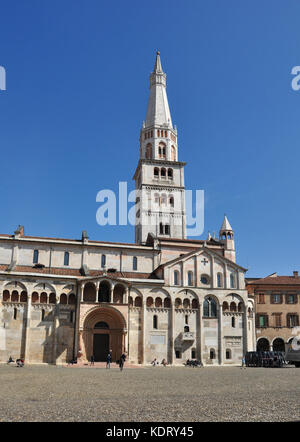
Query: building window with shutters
258 293 265 304
273 313 282 327
271 294 282 304
287 314 299 328
257 314 268 327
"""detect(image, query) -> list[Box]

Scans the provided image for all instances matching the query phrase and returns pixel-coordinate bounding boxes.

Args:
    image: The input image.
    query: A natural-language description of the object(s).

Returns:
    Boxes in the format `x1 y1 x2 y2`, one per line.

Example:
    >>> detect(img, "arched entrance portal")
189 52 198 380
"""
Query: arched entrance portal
257 338 270 351
82 307 126 362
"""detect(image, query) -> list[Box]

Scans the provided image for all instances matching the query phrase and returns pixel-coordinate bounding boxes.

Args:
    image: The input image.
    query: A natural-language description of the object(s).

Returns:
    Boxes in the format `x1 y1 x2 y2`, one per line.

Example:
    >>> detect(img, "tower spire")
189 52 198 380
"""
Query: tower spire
153 50 163 73
145 51 172 128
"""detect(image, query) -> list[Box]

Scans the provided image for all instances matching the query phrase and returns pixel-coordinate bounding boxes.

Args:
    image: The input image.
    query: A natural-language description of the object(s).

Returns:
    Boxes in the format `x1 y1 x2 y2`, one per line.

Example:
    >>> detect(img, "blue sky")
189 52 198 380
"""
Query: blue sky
0 0 300 277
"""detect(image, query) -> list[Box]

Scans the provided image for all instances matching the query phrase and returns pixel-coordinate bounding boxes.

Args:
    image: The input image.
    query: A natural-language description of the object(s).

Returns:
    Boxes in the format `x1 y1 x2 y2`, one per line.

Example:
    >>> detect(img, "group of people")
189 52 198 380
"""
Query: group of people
151 358 168 367
7 356 24 367
90 350 127 371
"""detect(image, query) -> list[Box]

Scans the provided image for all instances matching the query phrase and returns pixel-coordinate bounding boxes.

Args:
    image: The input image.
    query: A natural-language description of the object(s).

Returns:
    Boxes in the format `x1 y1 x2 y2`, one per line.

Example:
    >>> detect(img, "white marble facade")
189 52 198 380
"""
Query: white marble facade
0 53 255 365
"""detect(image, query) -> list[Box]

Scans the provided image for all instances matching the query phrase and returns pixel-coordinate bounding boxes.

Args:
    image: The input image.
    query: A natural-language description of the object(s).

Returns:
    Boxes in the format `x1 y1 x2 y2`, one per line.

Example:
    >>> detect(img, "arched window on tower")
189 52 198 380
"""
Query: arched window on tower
171 145 176 161
161 168 166 178
168 168 173 179
154 167 159 178
145 143 152 159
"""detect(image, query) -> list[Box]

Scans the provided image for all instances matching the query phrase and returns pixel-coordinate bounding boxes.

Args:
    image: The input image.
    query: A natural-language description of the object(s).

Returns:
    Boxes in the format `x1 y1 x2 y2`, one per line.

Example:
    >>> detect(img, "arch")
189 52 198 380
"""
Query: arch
238 302 244 312
113 284 125 304
11 291 19 303
217 272 223 288
60 293 67 304
49 293 56 304
68 293 76 305
192 299 199 309
226 349 232 360
160 167 166 178
231 316 235 328
83 282 96 302
169 196 174 207
168 168 173 179
171 145 176 161
230 302 237 312
20 291 27 303
98 281 110 302
175 298 182 308
33 282 56 293
210 349 216 359
128 296 133 306
257 337 270 351
272 337 285 352
203 296 218 318
164 297 171 308
32 292 39 303
134 296 142 307
5 281 28 292
145 143 152 159
146 297 154 307
82 306 127 362
40 292 48 304
154 167 159 177
158 142 166 159
183 298 190 309
187 271 193 286
3 290 10 301
94 321 109 329
222 301 229 311
174 270 180 286
155 297 162 308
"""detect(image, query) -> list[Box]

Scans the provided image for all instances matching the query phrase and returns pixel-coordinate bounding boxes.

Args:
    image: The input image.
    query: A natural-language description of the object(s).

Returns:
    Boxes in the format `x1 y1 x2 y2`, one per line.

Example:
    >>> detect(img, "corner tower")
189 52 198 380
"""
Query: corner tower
133 52 187 244
219 215 236 262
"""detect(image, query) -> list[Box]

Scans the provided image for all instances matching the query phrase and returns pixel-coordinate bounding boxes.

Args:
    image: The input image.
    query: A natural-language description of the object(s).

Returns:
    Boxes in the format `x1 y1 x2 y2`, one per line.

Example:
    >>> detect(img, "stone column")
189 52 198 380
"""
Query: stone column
95 281 100 302
142 300 147 365
243 305 248 354
124 287 128 304
24 293 32 363
170 301 175 365
219 304 224 365
52 301 58 364
74 284 83 360
199 301 204 364
195 301 201 363
80 283 84 302
110 283 115 304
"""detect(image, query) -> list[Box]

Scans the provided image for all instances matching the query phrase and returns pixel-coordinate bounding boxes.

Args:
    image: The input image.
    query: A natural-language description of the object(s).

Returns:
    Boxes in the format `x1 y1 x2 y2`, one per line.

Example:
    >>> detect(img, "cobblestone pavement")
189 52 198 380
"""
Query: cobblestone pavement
0 364 299 422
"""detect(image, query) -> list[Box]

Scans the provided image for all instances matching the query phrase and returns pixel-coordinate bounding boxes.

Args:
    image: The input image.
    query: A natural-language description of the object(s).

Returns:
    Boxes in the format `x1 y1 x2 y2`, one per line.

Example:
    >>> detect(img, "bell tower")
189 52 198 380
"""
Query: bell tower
133 52 187 244
219 215 236 262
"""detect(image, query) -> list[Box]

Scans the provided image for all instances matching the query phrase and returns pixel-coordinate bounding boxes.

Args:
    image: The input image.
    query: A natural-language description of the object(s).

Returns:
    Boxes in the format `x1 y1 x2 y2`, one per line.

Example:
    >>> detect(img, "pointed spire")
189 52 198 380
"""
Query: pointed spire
145 51 172 128
220 215 233 232
154 51 163 73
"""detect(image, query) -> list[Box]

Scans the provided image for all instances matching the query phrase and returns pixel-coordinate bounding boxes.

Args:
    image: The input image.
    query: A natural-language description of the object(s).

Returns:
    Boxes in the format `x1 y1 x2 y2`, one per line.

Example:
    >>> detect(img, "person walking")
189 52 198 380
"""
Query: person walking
241 355 246 369
90 354 95 366
119 352 126 371
106 349 112 369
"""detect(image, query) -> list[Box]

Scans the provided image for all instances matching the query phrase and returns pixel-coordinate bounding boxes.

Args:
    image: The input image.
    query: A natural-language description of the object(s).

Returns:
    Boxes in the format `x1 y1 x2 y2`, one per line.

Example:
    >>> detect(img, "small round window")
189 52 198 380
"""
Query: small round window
201 275 209 284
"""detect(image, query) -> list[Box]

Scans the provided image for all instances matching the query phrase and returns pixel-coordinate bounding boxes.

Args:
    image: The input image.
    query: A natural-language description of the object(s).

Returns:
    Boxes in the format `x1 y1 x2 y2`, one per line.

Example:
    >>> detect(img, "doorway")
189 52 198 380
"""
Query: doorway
93 334 109 361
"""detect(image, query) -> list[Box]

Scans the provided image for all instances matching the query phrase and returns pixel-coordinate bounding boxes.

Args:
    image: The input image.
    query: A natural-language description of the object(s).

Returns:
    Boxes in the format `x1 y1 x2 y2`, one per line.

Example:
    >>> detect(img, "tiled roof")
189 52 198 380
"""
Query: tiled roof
0 265 155 280
247 276 300 286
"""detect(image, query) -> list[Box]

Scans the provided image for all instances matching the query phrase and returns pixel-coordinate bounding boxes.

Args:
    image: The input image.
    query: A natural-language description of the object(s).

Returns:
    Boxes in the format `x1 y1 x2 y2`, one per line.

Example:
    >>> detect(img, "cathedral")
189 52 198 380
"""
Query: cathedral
0 53 255 366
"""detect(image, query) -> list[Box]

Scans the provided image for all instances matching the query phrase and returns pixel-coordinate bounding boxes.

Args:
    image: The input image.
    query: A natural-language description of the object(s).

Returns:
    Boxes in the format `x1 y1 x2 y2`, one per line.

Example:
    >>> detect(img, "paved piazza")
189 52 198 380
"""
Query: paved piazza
0 364 299 422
